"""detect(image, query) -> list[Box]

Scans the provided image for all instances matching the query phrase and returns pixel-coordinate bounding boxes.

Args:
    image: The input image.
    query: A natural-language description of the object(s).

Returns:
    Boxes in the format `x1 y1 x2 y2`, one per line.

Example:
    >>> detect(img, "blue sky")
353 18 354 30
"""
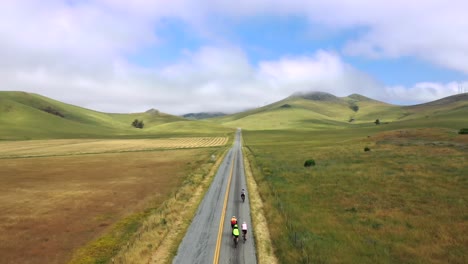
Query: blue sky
131 14 466 86
1 0 467 114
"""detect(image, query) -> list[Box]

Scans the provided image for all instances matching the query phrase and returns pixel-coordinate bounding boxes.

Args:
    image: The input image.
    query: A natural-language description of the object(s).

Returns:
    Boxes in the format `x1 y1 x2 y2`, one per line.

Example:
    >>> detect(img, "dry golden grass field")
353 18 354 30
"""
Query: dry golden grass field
0 138 227 264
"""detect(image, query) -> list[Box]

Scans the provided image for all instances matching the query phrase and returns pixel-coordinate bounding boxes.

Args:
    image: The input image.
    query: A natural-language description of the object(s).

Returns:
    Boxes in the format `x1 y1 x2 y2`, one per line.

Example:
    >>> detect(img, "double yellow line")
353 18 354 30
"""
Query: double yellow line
212 149 237 264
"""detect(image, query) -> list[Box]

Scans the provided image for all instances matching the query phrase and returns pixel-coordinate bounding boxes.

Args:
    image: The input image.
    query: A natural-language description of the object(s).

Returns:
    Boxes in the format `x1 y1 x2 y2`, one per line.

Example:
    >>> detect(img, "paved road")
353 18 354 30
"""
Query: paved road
173 129 257 264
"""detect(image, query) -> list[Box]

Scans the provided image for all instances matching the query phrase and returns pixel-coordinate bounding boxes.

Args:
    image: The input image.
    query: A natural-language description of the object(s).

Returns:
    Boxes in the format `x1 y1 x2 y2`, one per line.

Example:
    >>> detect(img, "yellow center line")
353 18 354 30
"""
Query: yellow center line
213 149 237 264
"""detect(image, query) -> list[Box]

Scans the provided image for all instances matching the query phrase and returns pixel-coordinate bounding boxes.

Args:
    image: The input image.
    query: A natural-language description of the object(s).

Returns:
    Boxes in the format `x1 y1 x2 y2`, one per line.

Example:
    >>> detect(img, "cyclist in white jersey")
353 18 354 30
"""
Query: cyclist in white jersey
241 221 248 241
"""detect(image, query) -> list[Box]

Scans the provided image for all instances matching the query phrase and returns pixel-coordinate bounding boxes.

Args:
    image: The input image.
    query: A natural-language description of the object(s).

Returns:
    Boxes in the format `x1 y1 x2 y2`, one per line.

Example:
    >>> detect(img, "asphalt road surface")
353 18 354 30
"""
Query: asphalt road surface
173 129 257 264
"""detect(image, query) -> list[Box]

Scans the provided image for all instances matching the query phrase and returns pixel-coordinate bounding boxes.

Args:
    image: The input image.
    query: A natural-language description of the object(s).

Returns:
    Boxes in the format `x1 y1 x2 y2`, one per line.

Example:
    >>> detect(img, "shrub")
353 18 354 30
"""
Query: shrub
459 128 468 134
374 119 380 125
304 159 316 167
364 147 371 152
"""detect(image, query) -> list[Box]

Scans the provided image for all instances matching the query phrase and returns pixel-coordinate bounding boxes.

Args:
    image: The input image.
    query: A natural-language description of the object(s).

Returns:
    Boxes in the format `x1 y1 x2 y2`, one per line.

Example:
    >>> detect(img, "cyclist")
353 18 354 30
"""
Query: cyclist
232 224 240 246
241 221 248 241
231 216 237 228
241 189 246 202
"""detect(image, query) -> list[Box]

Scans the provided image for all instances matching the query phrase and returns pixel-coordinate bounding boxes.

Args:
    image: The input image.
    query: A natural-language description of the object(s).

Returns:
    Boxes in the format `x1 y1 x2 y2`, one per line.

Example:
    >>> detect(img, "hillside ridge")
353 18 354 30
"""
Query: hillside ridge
0 91 230 139
2 90 467 136
407 93 468 107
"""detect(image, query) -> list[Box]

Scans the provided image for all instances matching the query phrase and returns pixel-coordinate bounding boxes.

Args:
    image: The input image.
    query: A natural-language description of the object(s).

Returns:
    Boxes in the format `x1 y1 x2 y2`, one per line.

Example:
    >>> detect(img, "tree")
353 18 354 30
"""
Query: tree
374 119 380 125
132 119 144 129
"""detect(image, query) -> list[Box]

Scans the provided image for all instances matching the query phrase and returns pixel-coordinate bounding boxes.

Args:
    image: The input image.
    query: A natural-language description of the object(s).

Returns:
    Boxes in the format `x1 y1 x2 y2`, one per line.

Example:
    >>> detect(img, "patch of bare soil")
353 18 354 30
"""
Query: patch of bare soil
371 128 467 150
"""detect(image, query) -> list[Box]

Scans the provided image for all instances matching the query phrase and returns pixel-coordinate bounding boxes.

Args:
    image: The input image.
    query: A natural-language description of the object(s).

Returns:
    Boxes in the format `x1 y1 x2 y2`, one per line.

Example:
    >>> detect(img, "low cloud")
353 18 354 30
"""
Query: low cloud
257 51 381 98
4 43 459 114
385 82 465 104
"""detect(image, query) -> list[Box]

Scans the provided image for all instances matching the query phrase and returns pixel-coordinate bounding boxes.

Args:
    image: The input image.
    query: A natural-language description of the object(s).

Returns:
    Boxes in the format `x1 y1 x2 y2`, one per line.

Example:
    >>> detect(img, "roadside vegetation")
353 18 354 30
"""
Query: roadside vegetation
243 147 279 264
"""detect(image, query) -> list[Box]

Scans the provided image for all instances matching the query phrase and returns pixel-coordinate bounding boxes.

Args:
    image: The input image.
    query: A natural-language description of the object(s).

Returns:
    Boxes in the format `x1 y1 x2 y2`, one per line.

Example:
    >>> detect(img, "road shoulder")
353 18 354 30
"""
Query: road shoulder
243 147 279 264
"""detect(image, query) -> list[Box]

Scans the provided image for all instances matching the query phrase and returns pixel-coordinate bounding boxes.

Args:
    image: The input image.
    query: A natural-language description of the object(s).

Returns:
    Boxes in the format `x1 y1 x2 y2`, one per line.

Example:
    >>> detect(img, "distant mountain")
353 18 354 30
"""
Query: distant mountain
182 112 226 120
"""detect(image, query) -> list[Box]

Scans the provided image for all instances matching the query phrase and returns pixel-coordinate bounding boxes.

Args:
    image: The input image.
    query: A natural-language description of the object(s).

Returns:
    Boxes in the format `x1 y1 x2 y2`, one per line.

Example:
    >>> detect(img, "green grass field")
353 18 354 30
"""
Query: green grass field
243 125 467 263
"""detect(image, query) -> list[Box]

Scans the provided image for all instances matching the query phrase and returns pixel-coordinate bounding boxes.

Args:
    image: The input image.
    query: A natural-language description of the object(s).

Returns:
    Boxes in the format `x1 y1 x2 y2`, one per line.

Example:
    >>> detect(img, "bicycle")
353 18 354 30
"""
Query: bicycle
241 193 245 203
242 230 247 243
233 235 239 248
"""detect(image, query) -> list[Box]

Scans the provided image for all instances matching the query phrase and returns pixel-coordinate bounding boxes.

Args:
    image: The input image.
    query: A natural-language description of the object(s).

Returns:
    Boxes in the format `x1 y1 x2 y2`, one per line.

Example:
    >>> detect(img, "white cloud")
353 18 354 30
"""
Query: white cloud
197 0 468 74
119 48 382 114
0 1 466 115
22 0 465 74
257 50 381 98
385 82 464 104
0 41 381 114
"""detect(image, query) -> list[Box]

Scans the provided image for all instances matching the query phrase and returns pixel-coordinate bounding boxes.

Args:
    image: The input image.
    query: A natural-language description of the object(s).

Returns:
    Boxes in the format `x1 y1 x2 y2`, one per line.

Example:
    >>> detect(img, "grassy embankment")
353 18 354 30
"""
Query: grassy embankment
242 146 279 264
242 124 467 263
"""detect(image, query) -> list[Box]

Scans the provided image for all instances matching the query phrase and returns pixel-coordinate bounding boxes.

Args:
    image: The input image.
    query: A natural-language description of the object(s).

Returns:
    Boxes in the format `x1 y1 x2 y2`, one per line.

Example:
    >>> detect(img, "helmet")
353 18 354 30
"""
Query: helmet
243 221 246 224
234 224 238 228
232 216 236 218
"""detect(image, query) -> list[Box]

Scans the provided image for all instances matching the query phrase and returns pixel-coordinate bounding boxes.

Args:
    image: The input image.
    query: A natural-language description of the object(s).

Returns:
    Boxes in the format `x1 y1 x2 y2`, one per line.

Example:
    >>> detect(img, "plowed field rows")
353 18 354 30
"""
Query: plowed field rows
0 137 228 158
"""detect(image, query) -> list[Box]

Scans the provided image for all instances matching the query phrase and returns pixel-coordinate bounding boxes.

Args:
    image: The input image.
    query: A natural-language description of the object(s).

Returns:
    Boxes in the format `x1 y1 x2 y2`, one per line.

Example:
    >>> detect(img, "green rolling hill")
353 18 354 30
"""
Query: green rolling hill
212 91 468 130
1 90 467 139
0 91 232 140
